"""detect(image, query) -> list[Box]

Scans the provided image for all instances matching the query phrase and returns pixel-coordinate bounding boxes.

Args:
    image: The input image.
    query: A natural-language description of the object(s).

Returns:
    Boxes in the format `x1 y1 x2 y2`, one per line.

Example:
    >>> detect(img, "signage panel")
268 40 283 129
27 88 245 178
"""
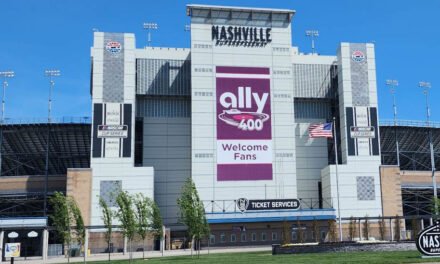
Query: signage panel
98 125 128 138
236 198 300 213
212 26 272 46
350 126 375 138
216 66 272 181
417 221 440 256
5 243 21 258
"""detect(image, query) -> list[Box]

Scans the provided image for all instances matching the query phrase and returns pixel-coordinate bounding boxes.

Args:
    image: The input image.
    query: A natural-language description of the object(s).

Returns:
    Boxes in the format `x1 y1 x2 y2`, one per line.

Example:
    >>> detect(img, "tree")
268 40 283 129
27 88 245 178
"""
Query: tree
327 220 337 242
177 178 209 258
50 192 72 263
49 192 85 263
99 197 113 262
378 215 386 241
362 216 370 241
134 194 152 260
312 218 320 242
394 215 401 241
348 217 356 241
432 197 440 220
296 219 304 243
282 220 290 245
116 191 136 263
70 199 85 263
411 218 419 241
150 201 164 254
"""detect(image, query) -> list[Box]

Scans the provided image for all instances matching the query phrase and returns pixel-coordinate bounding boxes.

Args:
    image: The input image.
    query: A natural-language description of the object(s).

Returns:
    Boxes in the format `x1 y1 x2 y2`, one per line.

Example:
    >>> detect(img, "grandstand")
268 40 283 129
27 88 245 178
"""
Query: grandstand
0 118 90 218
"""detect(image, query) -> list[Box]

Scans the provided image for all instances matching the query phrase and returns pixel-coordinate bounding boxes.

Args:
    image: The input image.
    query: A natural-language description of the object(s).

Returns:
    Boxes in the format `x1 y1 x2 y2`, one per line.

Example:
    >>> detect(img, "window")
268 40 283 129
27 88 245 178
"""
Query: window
291 231 297 241
357 176 375 200
231 234 236 242
251 233 257 242
220 233 225 243
321 231 326 241
209 235 215 245
272 232 277 241
100 181 122 207
261 232 267 241
241 233 247 242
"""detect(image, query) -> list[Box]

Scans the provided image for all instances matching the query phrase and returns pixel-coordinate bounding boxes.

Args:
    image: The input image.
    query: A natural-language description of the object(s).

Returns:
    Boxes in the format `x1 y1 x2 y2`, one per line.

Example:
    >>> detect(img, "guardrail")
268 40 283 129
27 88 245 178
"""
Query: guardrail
1 117 439 128
0 116 91 125
380 119 440 128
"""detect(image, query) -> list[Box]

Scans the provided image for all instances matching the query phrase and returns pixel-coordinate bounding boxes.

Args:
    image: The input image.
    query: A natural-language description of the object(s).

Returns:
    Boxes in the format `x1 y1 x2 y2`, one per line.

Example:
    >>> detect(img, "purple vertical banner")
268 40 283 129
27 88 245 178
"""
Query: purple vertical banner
216 66 273 181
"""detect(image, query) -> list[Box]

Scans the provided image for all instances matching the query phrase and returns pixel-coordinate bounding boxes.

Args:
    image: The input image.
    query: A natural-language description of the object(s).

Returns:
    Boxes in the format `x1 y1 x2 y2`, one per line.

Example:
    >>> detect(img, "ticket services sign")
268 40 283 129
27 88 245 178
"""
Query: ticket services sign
236 198 300 213
216 66 272 181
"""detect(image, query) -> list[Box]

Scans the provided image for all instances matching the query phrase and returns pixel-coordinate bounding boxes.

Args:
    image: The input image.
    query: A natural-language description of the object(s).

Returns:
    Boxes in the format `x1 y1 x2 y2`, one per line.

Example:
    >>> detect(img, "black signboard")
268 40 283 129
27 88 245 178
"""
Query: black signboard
236 198 300 213
417 221 440 256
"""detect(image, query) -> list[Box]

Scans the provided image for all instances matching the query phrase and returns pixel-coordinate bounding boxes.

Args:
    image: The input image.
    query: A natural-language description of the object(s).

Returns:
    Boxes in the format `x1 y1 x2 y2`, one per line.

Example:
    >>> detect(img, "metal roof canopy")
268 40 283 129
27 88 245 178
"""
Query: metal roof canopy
0 123 90 176
380 125 440 171
0 217 47 228
186 4 295 24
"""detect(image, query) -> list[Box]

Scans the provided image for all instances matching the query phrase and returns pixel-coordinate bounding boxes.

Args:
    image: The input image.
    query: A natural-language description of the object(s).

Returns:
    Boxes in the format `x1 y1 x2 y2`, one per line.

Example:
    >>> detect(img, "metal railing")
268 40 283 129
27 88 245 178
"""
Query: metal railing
380 119 440 128
0 116 91 125
203 198 333 213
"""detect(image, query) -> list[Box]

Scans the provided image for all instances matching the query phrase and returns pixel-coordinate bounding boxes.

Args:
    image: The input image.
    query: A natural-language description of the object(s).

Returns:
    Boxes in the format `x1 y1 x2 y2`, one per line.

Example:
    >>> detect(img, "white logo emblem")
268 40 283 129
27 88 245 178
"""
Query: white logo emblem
236 198 249 213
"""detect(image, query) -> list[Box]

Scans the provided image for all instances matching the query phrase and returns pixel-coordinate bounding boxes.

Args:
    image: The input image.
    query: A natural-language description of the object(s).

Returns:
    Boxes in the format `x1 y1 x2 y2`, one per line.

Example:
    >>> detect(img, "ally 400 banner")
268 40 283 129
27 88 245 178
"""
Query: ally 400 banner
216 66 272 181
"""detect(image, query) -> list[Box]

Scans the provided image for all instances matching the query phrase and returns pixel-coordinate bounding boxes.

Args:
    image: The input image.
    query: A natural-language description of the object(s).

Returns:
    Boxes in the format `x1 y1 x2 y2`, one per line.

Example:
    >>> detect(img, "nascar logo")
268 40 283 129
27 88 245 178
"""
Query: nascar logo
105 41 122 54
351 50 365 62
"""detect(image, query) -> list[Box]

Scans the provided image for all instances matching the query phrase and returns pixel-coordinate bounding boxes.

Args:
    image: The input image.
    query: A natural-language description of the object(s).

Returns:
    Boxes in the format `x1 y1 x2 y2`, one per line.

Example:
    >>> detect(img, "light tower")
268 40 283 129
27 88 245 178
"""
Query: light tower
0 70 15 177
305 30 319 54
419 81 437 213
386 79 400 166
419 81 432 126
143 22 158 47
43 69 61 216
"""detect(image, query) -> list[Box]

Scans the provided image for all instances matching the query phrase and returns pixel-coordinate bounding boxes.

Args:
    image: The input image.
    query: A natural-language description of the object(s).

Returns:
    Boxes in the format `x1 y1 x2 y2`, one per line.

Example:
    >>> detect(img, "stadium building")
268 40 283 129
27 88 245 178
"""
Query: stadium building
1 4 440 257
88 4 383 228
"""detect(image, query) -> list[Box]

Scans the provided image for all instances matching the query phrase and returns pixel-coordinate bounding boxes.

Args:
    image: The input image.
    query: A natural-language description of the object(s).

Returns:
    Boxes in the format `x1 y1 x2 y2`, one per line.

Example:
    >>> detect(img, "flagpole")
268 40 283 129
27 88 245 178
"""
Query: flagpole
333 116 343 242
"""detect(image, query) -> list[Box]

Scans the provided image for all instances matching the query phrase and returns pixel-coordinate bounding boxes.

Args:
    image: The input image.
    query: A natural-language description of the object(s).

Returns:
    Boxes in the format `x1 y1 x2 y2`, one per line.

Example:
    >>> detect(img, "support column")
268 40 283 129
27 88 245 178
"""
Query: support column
161 226 165 255
42 229 48 263
389 218 393 241
123 236 127 255
0 230 4 264
84 229 89 261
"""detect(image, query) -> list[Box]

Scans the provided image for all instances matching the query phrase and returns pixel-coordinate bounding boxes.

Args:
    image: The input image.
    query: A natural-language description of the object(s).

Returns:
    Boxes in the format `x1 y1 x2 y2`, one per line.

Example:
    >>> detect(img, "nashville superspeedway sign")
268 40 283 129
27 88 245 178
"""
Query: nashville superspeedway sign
417 221 440 256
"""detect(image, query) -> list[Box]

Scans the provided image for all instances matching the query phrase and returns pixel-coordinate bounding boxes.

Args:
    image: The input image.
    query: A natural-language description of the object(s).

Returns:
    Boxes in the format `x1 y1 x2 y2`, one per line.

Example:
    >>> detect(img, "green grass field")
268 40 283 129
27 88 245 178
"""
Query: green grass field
86 250 440 264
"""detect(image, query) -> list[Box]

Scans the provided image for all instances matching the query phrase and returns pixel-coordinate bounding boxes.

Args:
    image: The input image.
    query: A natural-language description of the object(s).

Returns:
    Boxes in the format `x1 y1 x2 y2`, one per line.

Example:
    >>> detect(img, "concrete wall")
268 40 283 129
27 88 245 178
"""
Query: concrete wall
295 121 328 202
90 32 154 226
66 168 92 226
379 166 403 217
190 6 297 204
143 117 191 226
0 175 66 193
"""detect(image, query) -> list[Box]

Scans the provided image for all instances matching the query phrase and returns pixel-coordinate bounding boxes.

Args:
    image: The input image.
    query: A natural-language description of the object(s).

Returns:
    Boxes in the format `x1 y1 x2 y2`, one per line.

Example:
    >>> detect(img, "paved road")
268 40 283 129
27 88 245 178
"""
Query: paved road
3 246 272 264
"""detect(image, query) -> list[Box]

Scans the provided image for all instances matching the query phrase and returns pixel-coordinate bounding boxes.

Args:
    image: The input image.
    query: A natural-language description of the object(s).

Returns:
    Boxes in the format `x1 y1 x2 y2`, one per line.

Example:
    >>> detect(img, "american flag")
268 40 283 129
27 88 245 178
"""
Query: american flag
308 122 333 138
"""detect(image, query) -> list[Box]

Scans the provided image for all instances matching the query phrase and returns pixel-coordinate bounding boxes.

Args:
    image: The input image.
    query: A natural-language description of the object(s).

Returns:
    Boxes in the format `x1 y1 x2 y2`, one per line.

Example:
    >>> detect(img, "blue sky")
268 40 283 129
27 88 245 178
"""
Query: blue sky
1 0 439 122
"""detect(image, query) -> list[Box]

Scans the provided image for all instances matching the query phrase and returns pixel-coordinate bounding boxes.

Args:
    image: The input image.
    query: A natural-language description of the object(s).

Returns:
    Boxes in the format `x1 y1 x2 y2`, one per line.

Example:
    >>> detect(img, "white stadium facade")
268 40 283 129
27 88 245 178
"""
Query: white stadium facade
89 4 381 228
1 4 440 258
